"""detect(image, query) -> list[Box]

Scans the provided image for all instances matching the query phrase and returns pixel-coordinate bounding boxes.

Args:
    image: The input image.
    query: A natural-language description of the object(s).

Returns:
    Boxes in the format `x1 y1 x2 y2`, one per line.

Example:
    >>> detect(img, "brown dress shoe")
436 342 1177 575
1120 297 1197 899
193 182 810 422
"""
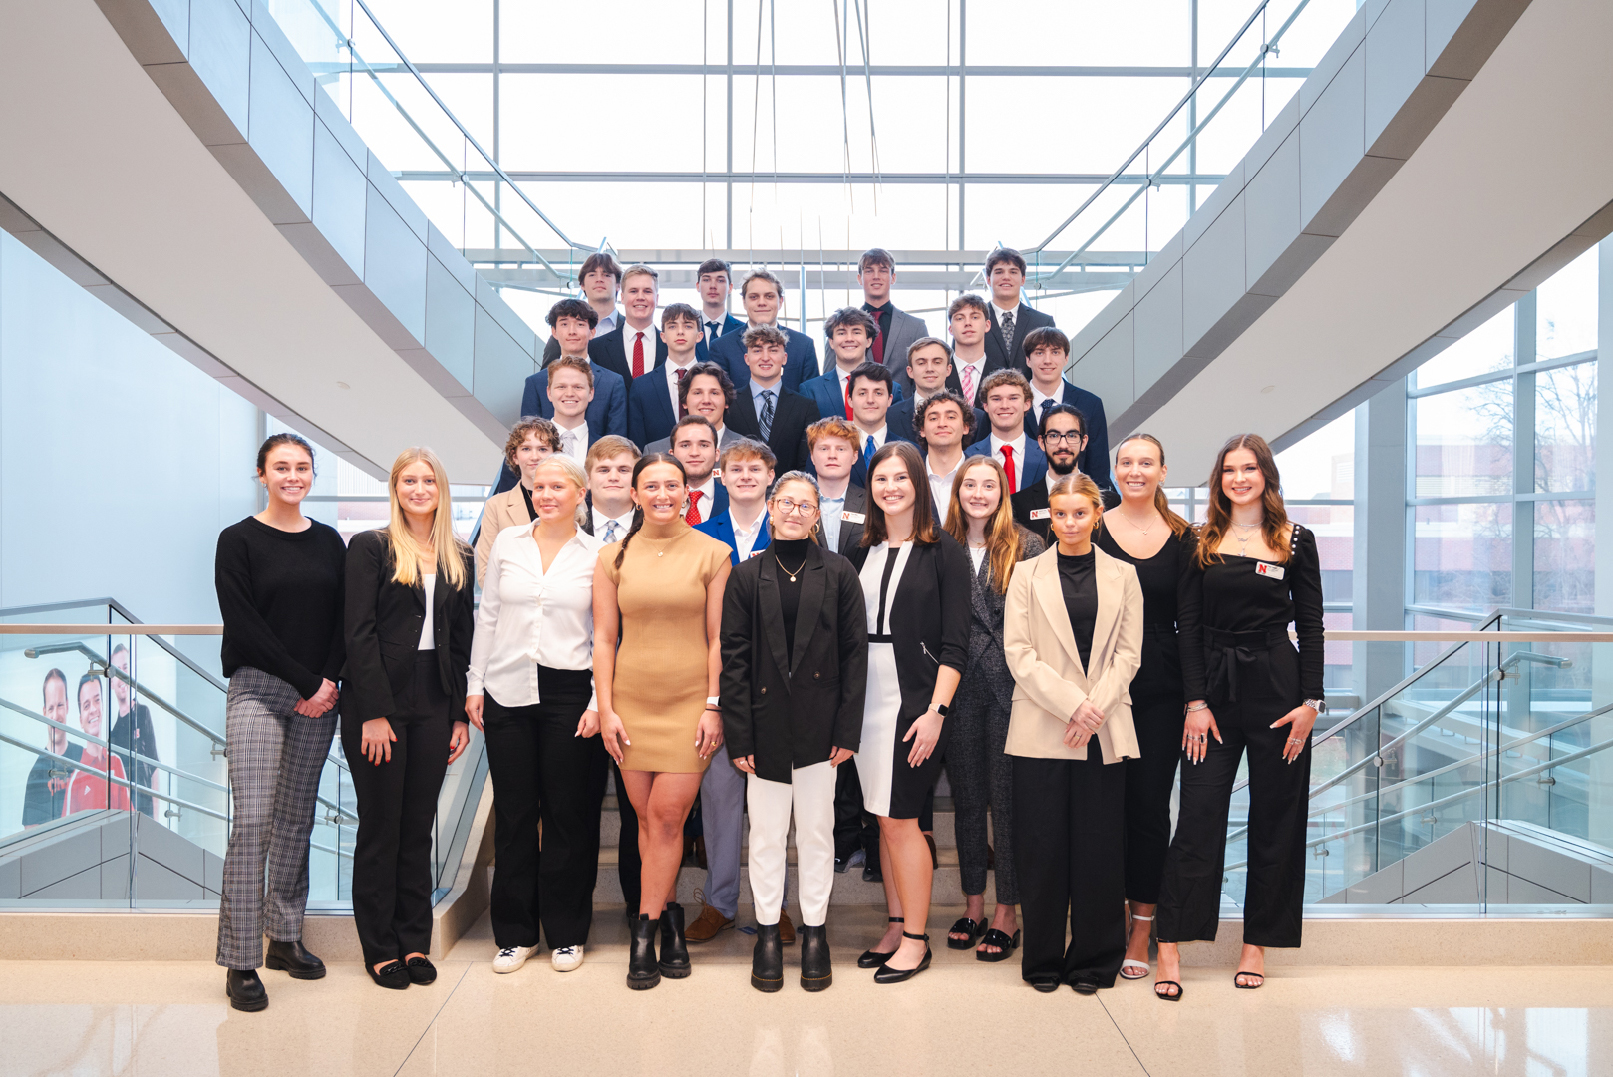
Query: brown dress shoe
684 903 734 943
778 909 796 945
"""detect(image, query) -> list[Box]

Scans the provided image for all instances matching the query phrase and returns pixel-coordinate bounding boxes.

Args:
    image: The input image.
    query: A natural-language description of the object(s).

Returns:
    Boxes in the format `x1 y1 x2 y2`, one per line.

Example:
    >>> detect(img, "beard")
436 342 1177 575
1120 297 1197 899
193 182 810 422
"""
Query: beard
1047 452 1078 477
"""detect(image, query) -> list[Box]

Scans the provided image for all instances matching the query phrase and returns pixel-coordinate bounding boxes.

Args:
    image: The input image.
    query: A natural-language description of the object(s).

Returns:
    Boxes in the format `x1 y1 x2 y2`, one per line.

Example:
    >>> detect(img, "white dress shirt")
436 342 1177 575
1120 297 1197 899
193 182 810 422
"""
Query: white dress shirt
555 419 589 466
990 432 1029 488
418 574 436 650
731 510 768 561
622 321 654 376
467 527 605 710
666 358 699 417
1031 382 1063 416
592 506 635 544
687 477 718 523
926 453 962 513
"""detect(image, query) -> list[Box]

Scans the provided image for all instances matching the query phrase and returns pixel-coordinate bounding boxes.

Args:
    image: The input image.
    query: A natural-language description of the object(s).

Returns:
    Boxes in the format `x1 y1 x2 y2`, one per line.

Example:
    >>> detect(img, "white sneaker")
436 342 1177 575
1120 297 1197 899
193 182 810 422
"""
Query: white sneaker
551 944 585 972
492 945 536 973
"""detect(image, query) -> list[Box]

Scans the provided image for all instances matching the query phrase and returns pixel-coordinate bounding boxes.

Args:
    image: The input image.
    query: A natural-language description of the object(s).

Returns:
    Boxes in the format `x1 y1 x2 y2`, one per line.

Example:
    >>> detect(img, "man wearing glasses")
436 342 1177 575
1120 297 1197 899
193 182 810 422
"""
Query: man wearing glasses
1010 403 1117 542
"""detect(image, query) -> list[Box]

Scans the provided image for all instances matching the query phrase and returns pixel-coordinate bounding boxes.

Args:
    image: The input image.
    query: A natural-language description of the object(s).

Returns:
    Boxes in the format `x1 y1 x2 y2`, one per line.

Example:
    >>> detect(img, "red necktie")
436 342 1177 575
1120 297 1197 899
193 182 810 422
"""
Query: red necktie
685 489 703 525
1000 445 1017 494
676 366 688 415
632 331 645 379
871 322 884 365
843 376 853 420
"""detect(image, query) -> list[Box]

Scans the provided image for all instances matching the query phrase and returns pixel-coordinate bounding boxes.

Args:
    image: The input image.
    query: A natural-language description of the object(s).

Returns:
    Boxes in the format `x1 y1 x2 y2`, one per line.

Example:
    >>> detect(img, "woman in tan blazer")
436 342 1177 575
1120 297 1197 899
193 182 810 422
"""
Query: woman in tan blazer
1003 473 1143 994
475 418 561 585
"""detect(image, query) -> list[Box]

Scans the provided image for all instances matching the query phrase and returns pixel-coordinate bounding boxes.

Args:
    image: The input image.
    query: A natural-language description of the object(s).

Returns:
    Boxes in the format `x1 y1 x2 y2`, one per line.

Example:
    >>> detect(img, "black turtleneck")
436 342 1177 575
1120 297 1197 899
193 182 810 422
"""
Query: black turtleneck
771 538 813 655
518 483 537 522
1057 547 1098 668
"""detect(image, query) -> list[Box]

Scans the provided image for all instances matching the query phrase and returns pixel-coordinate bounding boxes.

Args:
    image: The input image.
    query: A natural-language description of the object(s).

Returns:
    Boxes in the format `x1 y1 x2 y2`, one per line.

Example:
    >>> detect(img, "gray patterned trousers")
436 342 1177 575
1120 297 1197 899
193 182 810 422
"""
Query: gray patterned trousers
216 667 339 970
945 678 1019 905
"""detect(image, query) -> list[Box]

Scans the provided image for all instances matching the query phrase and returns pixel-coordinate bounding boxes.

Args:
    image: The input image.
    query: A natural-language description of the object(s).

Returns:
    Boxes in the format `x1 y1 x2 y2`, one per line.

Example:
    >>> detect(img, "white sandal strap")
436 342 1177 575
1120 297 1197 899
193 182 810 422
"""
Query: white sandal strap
1131 914 1154 921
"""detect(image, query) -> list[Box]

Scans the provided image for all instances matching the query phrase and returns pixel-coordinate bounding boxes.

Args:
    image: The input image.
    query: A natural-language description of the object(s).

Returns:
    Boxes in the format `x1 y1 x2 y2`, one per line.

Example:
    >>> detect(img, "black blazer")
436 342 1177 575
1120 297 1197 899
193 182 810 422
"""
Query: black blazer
589 323 667 383
727 384 816 474
813 484 868 556
846 530 971 721
719 543 868 782
984 301 1056 371
343 530 475 724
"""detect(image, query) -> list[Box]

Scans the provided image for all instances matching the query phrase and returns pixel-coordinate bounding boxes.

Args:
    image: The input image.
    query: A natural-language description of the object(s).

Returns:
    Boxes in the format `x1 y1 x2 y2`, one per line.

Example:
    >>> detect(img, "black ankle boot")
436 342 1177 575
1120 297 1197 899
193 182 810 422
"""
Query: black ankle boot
659 902 691 978
799 924 832 991
224 968 268 1011
627 915 661 990
264 939 326 980
751 923 784 992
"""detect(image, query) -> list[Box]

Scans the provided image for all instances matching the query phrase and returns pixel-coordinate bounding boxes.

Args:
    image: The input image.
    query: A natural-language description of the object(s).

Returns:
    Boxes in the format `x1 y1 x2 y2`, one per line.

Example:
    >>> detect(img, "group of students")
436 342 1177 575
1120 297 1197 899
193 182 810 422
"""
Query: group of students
209 245 1324 1011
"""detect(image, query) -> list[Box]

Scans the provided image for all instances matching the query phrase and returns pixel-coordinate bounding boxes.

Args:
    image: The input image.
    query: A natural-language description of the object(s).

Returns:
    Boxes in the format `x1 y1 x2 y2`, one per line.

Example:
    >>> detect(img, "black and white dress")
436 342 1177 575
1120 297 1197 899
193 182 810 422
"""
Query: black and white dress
850 533 972 820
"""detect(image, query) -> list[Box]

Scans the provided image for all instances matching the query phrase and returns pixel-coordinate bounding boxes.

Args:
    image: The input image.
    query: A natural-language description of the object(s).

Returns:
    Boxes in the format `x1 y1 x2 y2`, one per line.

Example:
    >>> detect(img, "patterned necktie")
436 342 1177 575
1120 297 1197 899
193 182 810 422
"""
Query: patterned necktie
561 430 577 458
603 519 619 543
631 331 645 379
685 490 703 526
706 321 721 348
1000 444 1018 494
759 389 776 441
1001 309 1017 362
1038 397 1055 434
961 364 976 403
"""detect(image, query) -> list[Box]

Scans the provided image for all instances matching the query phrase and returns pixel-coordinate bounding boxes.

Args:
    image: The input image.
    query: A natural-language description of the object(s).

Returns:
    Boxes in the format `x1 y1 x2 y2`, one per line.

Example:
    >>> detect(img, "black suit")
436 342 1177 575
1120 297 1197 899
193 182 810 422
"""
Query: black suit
727 384 816 474
589 323 667 383
984 301 1056 372
944 356 1010 409
341 530 474 966
813 484 868 557
719 544 868 783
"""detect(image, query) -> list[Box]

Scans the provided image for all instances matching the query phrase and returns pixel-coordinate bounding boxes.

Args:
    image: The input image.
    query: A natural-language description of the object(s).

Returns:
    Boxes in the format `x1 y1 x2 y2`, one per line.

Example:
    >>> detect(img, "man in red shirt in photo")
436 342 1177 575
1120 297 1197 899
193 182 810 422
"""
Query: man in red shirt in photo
63 673 131 816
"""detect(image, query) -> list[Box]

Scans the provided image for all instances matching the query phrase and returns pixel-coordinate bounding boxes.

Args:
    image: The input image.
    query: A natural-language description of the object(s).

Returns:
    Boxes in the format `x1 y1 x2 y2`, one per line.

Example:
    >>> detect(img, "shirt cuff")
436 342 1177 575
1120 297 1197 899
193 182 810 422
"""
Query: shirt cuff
466 670 484 696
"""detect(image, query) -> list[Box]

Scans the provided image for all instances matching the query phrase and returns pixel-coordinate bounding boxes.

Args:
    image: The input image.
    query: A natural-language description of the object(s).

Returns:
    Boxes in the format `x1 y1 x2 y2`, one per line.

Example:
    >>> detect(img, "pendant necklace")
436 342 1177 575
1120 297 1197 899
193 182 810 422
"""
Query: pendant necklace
1119 510 1156 536
1230 520 1259 556
774 552 809 582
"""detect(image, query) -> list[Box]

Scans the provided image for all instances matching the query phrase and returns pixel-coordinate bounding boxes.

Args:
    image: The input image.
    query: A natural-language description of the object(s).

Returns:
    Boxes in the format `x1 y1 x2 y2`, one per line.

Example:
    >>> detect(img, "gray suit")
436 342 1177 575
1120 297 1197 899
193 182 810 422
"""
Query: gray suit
643 425 746 456
876 306 933 395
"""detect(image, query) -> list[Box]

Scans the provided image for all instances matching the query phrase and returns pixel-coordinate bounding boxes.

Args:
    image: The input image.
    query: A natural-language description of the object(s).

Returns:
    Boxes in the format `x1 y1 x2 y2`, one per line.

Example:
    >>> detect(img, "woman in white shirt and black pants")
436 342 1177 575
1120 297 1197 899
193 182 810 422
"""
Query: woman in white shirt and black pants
466 456 608 975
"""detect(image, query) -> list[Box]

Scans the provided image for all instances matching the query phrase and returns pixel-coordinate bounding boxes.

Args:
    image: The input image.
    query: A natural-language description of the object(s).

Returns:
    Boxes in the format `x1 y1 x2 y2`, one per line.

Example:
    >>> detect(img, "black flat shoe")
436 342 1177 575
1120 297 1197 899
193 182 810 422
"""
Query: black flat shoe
405 956 437 985
946 917 987 950
799 924 832 992
873 933 932 984
367 960 410 990
751 923 783 993
1071 979 1100 995
861 863 883 883
264 939 326 980
975 928 1021 962
224 969 268 1012
659 902 691 978
627 915 661 990
857 916 902 969
1029 977 1061 994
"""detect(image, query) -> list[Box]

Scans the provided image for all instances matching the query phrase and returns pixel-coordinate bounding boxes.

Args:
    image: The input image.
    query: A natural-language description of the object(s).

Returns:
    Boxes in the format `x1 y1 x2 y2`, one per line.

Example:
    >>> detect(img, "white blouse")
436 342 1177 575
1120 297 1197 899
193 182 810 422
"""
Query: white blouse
467 525 605 710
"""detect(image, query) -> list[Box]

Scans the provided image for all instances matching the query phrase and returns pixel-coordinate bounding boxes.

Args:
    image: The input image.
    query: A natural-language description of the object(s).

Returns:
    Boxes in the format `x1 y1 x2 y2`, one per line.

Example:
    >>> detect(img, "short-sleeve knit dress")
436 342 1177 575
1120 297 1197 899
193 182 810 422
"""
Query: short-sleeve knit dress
600 522 733 773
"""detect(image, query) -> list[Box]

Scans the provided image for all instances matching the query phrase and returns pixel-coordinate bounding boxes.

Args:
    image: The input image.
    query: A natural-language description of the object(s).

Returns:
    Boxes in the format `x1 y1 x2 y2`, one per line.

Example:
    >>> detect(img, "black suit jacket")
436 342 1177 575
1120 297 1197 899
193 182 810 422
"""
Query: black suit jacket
984 301 1056 371
813 483 868 556
1010 477 1121 542
342 530 475 723
590 323 667 383
1024 379 1115 495
719 542 868 782
846 531 971 721
727 384 816 474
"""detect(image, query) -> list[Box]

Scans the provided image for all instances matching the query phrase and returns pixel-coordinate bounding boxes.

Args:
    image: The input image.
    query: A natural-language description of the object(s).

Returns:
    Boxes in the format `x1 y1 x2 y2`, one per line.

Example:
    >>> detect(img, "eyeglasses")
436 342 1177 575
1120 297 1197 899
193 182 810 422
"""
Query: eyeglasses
1042 431 1086 445
772 498 820 518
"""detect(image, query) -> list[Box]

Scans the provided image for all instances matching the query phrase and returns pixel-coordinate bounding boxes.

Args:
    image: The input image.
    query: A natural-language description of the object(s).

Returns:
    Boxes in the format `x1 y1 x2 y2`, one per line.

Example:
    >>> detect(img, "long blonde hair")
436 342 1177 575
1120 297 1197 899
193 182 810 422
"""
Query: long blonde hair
386 447 469 590
944 456 1029 594
1197 433 1291 567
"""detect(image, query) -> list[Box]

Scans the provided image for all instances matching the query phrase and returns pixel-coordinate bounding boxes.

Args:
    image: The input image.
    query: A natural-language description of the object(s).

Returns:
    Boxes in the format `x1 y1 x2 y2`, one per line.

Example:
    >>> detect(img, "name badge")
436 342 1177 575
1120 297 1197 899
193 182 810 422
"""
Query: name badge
1029 508 1051 521
749 549 766 558
842 511 866 524
1255 562 1285 580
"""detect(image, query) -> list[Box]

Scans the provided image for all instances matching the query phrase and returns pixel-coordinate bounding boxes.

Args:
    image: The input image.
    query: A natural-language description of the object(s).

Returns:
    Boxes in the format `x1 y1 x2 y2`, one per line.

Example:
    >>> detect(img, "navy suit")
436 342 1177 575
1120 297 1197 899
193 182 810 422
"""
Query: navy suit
591 323 667 382
626 365 687 448
797 368 905 423
695 313 746 363
890 395 989 448
849 425 921 488
695 509 773 565
965 435 1049 491
520 364 627 438
690 481 729 523
1025 380 1114 496
711 324 819 392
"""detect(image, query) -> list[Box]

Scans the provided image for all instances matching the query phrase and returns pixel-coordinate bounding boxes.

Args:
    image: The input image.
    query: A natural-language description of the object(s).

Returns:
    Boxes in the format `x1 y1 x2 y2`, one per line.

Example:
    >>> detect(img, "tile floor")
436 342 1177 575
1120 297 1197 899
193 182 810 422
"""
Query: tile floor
2 905 1611 1076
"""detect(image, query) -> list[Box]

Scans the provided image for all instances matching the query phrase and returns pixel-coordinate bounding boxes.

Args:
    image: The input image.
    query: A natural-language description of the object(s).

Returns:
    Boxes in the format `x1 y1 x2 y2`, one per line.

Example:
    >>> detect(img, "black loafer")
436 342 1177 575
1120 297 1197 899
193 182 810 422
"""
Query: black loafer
265 939 326 980
367 960 410 990
1071 979 1100 995
225 969 268 1012
1029 977 1061 994
405 956 437 984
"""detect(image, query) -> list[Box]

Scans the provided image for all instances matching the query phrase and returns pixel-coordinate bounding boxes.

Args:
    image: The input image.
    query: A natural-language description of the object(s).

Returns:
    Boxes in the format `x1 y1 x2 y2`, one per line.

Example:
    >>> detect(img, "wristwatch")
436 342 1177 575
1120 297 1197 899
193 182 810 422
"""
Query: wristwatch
931 702 950 718
1302 698 1327 716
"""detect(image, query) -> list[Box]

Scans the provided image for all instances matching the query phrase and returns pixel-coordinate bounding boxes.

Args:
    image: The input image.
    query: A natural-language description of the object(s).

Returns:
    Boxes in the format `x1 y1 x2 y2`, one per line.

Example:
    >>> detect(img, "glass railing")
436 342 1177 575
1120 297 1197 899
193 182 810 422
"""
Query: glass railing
0 600 485 910
1218 609 1613 914
263 0 592 281
1024 0 1355 289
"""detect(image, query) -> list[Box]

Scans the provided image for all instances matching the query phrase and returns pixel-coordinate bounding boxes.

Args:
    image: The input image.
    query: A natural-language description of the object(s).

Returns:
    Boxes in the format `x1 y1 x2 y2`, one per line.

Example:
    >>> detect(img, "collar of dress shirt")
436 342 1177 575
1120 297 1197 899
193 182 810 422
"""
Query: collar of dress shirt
732 510 767 540
1031 383 1062 411
596 309 619 334
990 299 1021 323
857 424 889 449
750 376 783 402
593 506 634 534
692 476 716 502
927 453 960 482
991 432 1027 458
557 420 589 460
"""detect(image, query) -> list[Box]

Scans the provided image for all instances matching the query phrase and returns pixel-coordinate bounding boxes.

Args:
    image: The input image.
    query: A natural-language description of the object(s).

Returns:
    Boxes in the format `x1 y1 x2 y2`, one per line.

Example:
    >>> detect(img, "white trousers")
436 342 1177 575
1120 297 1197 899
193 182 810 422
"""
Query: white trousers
746 760 837 927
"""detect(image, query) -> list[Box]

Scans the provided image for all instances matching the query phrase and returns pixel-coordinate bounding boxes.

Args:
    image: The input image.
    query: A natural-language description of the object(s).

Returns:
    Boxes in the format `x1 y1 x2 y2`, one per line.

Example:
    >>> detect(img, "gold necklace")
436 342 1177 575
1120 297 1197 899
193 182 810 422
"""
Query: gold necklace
1119 509 1156 536
774 551 809 582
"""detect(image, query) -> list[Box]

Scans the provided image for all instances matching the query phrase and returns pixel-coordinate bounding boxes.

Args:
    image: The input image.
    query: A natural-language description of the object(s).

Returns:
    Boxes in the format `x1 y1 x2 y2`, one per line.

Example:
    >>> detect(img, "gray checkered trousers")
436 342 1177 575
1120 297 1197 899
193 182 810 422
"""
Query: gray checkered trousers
216 666 339 970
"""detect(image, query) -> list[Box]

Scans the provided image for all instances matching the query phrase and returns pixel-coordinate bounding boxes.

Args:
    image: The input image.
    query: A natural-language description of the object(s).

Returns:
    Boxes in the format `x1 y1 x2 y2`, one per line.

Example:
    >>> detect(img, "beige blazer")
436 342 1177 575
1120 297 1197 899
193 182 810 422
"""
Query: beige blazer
475 488 531 586
1003 545 1143 762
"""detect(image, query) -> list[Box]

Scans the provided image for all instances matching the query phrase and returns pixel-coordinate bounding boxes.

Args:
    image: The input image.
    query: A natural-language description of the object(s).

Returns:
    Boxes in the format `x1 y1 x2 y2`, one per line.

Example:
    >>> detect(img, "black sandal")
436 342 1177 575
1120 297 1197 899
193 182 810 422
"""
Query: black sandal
857 916 903 969
946 917 987 950
1233 970 1264 989
975 928 1020 962
1154 980 1184 1001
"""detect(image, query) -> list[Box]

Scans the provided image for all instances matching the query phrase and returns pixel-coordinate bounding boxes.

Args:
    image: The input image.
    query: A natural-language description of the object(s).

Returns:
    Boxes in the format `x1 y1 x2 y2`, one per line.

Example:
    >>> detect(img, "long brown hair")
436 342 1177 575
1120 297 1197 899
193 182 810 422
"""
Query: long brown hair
385 447 469 590
1197 433 1291 567
944 456 1028 593
861 441 938 546
1114 433 1190 538
613 453 687 570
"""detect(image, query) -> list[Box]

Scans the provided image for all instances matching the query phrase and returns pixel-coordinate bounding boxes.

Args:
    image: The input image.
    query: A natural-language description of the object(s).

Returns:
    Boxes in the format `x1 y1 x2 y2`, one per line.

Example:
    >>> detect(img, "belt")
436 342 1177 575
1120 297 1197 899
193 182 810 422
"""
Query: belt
1203 626 1288 703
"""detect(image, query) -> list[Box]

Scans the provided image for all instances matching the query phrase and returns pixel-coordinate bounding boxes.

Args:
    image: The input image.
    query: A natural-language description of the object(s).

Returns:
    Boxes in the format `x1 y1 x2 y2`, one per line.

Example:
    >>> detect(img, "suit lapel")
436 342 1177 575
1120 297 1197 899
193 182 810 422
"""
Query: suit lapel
791 547 825 673
1091 549 1122 672
757 554 792 684
1033 553 1085 679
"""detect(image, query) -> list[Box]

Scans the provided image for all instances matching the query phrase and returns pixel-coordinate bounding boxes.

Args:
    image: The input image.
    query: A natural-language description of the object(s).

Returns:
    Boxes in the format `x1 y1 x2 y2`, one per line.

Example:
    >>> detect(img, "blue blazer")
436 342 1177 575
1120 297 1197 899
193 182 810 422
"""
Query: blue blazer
797 368 905 422
520 364 627 439
711 324 819 392
627 365 688 448
965 435 1049 490
695 314 746 363
1024 380 1113 494
696 509 773 565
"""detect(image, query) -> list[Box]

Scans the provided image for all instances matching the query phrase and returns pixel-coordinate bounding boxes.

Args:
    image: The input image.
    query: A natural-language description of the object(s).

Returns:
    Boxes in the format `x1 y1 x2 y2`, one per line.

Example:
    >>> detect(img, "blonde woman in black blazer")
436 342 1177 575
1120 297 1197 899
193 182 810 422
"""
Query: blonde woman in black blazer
344 448 475 990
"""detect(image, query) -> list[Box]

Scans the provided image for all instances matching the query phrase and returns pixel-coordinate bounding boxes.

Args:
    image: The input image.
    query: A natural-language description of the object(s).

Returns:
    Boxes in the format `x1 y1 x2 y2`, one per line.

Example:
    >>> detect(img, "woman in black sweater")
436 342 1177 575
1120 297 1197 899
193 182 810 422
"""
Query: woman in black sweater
344 448 475 990
1094 434 1203 981
215 433 347 1012
1154 434 1325 1000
